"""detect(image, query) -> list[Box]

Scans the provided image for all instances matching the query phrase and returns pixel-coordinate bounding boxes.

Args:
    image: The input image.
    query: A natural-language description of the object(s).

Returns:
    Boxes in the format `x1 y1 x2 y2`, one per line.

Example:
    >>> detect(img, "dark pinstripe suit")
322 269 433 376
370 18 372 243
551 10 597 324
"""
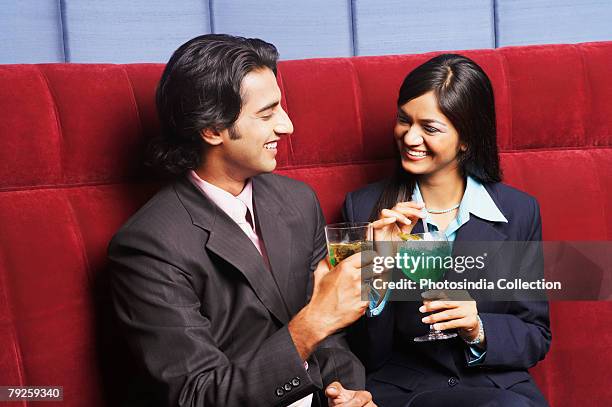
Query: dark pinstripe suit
108 174 364 406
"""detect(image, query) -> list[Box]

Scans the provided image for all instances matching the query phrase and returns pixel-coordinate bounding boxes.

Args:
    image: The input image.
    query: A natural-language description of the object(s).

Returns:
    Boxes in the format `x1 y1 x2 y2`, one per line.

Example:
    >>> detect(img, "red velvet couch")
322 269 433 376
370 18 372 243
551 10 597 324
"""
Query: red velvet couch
1 42 611 406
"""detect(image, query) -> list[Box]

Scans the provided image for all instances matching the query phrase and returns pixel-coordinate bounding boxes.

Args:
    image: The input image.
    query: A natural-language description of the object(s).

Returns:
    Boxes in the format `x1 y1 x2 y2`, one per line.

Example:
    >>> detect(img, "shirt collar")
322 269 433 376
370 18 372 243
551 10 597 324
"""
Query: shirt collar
413 176 507 225
188 170 255 225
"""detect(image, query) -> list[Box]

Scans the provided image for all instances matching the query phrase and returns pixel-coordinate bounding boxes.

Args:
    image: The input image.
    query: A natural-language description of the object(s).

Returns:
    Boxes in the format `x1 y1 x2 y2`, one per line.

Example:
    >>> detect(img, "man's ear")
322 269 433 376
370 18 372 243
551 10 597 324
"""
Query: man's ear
201 128 223 146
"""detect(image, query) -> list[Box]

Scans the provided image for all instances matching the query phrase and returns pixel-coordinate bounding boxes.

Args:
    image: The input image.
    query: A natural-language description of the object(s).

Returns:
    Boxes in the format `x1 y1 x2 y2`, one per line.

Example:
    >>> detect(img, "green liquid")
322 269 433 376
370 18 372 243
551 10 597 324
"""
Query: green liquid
399 242 451 283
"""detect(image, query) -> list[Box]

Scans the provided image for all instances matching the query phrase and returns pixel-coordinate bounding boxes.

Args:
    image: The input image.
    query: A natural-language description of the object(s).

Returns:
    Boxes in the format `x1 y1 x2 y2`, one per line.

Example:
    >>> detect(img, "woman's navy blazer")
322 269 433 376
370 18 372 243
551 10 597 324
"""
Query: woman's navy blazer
344 180 551 405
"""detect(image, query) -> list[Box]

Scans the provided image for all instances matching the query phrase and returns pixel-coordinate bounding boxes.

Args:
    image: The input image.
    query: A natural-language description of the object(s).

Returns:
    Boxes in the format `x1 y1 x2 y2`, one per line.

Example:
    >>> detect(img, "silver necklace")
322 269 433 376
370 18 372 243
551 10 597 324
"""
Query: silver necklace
426 203 460 214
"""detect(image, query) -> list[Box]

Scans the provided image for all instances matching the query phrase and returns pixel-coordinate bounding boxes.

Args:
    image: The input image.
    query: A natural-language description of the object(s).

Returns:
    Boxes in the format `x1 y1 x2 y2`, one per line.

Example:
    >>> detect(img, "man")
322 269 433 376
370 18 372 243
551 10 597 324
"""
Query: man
108 34 376 407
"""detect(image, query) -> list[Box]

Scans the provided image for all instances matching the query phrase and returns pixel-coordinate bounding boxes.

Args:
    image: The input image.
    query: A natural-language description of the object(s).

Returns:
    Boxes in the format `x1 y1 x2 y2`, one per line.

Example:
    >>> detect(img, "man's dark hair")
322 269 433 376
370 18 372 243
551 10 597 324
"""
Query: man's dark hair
372 54 502 220
149 34 279 175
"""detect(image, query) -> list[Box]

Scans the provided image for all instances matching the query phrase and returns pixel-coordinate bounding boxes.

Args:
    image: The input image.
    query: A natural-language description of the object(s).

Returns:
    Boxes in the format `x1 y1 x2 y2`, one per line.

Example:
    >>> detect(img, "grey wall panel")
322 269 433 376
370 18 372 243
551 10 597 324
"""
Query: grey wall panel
2 0 611 63
212 0 353 60
0 0 64 63
496 0 612 46
353 0 494 56
63 0 211 63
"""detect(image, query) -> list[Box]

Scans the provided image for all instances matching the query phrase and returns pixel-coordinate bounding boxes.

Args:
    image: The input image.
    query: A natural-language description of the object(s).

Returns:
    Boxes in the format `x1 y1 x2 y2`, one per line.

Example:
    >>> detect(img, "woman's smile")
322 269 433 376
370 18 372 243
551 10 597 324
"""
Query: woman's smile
403 148 430 160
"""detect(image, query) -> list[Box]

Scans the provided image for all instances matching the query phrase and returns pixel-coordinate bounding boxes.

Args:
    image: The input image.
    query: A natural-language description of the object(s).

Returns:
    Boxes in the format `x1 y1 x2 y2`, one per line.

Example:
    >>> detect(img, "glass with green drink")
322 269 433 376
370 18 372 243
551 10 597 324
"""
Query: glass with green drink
398 230 456 342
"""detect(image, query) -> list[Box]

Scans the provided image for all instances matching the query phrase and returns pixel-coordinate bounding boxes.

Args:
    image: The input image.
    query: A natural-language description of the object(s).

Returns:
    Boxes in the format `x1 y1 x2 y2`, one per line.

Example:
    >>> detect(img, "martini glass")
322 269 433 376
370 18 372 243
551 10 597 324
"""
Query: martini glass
398 231 456 342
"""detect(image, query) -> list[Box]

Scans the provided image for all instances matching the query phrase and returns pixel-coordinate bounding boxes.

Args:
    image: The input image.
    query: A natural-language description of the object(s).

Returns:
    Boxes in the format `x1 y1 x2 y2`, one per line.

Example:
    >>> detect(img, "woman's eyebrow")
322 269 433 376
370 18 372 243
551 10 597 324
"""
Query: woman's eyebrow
421 118 448 129
397 110 411 118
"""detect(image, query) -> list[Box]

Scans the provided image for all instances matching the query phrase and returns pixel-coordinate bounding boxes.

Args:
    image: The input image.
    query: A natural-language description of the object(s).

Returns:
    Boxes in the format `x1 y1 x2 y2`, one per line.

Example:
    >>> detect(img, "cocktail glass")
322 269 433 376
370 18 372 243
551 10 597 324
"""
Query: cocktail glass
324 222 372 267
398 231 456 342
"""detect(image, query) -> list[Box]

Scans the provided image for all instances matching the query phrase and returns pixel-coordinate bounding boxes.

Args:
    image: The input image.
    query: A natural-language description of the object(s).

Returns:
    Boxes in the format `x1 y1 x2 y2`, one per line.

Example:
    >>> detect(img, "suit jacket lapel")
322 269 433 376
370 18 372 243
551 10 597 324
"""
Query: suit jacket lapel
454 215 508 243
451 215 508 285
175 177 291 324
411 221 425 234
410 209 508 243
252 177 300 316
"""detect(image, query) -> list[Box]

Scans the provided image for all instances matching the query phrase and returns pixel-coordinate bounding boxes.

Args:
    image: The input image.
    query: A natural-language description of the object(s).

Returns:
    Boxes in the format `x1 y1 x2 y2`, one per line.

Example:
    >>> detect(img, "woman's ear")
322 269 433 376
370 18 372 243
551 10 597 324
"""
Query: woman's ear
201 128 223 146
459 143 468 152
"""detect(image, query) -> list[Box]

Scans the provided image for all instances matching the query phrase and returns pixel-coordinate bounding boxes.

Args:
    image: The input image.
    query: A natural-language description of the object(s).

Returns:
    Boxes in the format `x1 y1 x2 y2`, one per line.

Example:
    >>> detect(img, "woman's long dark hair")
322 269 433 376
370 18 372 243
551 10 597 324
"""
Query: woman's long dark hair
370 54 502 221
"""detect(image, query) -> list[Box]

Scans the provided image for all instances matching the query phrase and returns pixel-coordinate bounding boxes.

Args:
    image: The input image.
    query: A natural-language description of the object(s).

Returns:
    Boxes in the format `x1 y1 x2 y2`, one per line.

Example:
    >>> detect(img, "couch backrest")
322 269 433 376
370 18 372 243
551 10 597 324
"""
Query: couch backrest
1 42 611 406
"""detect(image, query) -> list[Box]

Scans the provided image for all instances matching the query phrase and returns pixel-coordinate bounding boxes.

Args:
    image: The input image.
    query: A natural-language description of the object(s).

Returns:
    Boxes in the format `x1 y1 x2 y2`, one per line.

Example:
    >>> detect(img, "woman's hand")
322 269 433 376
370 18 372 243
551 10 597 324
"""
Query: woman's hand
368 202 426 304
370 201 426 242
420 299 484 345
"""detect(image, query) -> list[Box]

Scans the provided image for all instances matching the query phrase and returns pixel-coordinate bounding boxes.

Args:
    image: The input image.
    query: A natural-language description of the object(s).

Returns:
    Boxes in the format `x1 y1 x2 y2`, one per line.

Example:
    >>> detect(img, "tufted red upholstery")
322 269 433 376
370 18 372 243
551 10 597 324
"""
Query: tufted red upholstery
1 42 611 406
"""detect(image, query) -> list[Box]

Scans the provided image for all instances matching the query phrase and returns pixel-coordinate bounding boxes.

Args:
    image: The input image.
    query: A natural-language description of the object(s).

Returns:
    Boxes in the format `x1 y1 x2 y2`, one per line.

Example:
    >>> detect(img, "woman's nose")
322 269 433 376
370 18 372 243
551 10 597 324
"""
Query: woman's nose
404 126 424 146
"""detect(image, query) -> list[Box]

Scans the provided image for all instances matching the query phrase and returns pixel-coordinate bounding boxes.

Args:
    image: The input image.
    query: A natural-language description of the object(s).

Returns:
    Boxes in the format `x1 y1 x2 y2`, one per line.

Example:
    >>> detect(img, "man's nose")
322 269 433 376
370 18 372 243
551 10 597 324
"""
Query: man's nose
275 107 294 136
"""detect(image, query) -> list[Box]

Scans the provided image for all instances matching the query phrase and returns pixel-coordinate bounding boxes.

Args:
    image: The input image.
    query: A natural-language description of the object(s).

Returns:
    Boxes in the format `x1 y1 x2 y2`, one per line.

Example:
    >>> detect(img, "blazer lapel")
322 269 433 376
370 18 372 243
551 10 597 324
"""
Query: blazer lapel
175 177 291 324
451 215 508 284
252 177 300 316
411 221 425 234
454 215 508 243
410 212 507 243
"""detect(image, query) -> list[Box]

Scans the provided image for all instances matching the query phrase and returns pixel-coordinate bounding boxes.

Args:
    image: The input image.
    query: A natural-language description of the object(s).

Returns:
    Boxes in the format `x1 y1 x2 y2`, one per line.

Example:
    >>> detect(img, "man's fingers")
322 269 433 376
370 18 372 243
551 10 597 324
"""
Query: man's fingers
326 382 355 405
343 250 377 267
314 258 331 280
344 391 373 407
326 386 374 407
325 381 344 398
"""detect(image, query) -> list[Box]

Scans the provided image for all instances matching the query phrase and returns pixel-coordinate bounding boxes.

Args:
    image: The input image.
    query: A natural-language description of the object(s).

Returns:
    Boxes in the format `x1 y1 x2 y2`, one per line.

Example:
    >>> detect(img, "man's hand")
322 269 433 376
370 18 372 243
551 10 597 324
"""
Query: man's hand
289 252 374 361
325 381 376 407
308 251 375 335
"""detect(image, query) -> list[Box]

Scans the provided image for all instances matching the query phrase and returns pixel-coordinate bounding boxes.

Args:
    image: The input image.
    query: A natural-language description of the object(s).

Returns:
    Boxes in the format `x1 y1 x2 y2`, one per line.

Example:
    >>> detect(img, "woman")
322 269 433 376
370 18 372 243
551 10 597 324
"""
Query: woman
344 54 551 406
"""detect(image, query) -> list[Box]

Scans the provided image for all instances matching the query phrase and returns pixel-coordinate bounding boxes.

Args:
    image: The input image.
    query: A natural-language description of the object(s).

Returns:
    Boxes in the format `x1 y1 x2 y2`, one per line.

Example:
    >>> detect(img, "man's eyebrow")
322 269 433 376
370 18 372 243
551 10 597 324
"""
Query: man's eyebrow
255 101 280 114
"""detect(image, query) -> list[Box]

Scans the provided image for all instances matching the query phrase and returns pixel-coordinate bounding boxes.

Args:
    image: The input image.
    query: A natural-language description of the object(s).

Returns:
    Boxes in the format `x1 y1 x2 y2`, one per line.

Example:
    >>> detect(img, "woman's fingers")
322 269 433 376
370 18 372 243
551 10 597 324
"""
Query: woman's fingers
397 201 425 209
418 300 479 331
432 316 477 331
422 308 465 324
371 202 426 240
373 202 425 231
420 300 463 313
399 223 414 235
371 216 397 229
390 205 427 221
381 209 412 226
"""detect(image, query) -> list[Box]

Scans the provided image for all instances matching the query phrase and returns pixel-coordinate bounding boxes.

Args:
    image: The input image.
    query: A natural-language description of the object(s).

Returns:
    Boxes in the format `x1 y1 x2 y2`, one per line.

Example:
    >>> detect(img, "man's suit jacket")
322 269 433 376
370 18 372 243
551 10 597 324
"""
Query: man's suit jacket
108 174 364 407
343 180 551 406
